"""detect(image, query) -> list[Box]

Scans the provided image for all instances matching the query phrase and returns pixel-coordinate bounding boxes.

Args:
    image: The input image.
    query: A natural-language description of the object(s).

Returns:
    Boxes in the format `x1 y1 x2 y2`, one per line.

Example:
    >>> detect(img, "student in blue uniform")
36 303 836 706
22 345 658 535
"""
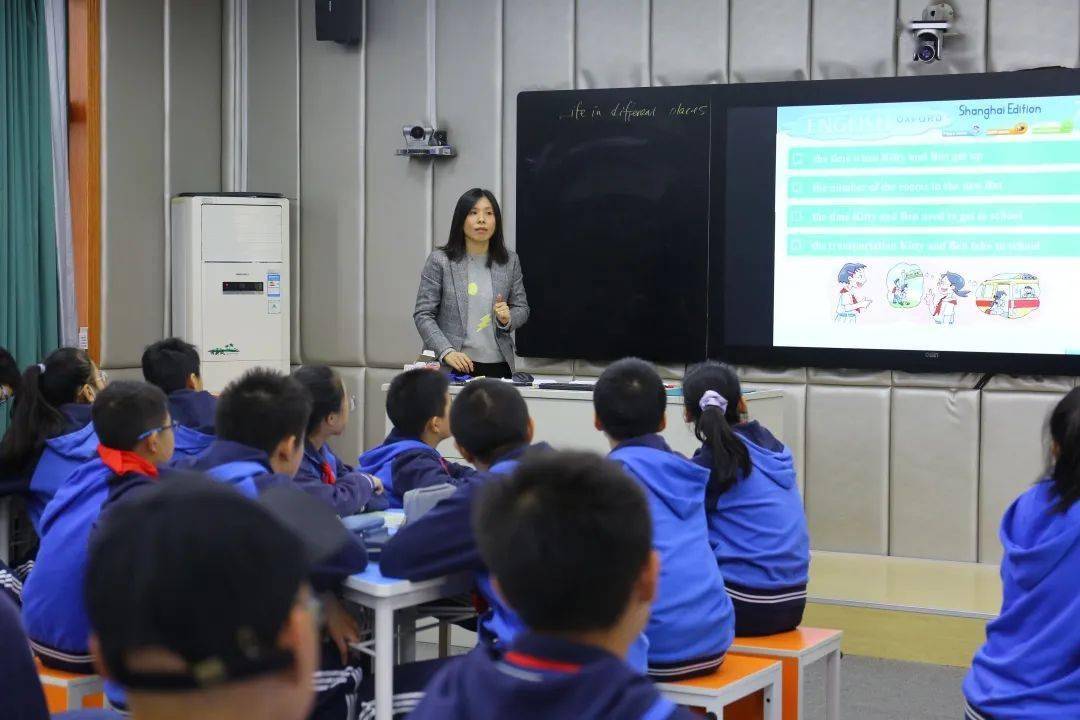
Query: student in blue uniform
409 451 693 720
23 381 174 673
174 368 310 497
682 361 809 636
141 338 216 460
594 358 734 680
0 348 107 533
358 368 474 507
963 387 1080 720
291 365 383 516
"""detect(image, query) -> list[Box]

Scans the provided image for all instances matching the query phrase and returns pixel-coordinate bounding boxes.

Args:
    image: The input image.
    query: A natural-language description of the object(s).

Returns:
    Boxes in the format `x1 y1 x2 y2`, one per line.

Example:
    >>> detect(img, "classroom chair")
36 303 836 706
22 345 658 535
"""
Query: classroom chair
35 658 105 712
729 627 843 720
655 654 783 720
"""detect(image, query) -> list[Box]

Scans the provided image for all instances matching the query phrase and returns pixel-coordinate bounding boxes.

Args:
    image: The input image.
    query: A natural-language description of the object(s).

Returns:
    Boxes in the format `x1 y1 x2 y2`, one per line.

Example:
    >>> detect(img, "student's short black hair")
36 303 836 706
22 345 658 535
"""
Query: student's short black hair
292 365 345 436
386 369 450 437
593 358 667 441
215 369 312 457
474 451 652 632
0 346 19 392
92 381 169 451
449 379 529 464
142 338 200 394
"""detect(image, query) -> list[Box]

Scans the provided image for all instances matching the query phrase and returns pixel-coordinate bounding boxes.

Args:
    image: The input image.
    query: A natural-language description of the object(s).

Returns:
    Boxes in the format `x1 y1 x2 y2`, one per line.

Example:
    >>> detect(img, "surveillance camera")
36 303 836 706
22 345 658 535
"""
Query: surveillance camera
402 125 434 150
909 2 955 64
396 124 456 158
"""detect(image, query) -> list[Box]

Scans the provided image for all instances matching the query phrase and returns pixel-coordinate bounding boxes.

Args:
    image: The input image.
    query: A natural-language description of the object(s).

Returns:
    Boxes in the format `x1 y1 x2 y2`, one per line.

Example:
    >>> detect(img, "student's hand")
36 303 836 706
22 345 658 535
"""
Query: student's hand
445 351 475 374
324 595 361 664
370 475 385 494
494 294 511 327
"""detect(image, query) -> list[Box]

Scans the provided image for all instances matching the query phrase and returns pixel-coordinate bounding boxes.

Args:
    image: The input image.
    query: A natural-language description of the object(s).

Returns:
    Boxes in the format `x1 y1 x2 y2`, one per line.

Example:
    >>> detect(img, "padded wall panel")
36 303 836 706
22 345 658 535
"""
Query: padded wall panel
983 375 1074 393
364 0 432 366
100 0 166 368
979 391 1062 562
890 388 979 561
573 360 685 380
987 0 1079 71
892 371 981 388
247 0 301 363
502 0 574 252
729 0 810 82
168 0 222 193
898 0 987 76
434 0 501 250
299 1 364 366
806 385 891 553
736 366 808 384
743 382 807 493
363 367 400 451
327 366 367 461
575 0 650 89
517 357 576 376
811 0 898 79
101 367 144 382
650 0 728 85
808 368 893 386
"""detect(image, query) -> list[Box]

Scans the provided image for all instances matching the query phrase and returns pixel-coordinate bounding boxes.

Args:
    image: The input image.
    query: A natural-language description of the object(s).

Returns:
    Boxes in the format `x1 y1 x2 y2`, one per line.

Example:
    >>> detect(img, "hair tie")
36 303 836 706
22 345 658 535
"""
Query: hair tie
699 390 728 415
37 363 46 374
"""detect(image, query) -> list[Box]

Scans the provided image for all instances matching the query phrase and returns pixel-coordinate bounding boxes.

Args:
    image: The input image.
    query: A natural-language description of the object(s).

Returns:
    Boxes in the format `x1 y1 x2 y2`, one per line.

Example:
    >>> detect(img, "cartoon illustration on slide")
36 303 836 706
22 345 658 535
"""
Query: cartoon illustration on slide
924 271 970 326
885 263 924 309
975 273 1041 319
834 262 872 324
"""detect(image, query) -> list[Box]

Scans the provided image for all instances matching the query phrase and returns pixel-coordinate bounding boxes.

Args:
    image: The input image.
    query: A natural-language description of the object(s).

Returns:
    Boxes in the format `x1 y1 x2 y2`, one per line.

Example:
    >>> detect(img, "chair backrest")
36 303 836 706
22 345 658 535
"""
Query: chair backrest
403 483 457 523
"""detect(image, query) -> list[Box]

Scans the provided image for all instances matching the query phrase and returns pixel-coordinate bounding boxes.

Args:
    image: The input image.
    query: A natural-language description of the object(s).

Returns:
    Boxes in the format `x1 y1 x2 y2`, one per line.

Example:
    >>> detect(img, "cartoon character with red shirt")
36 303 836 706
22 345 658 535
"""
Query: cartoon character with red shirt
925 271 970 325
834 262 872 324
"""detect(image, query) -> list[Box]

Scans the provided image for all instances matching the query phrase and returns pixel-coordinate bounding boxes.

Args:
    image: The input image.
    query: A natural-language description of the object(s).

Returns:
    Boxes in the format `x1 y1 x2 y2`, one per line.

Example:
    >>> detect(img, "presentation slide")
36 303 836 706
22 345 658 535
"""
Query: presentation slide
774 95 1080 355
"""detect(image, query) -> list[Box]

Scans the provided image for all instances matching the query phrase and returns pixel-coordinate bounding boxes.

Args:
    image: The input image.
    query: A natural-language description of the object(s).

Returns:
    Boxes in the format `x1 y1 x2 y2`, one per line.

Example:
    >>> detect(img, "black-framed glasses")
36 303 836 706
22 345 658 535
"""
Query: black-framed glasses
137 422 178 441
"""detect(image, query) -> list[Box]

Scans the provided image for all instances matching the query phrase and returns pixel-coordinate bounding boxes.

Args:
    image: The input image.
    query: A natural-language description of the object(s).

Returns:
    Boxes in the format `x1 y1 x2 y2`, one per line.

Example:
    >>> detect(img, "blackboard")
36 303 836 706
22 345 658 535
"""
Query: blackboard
515 86 713 362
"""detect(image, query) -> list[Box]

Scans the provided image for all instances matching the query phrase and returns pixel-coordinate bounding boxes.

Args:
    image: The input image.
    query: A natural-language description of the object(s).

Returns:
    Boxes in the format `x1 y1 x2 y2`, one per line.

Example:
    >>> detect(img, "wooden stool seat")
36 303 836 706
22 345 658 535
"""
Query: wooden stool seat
729 627 843 720
656 654 783 719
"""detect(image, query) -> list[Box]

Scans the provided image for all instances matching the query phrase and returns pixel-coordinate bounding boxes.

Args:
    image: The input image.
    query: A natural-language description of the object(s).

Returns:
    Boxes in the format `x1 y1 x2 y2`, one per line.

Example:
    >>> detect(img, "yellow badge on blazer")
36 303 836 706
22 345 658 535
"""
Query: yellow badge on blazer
468 282 479 296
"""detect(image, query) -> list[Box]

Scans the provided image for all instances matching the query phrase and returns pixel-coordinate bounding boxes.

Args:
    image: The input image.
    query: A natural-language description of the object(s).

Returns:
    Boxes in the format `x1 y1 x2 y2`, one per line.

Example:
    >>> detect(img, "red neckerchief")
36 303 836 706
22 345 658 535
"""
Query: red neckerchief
320 459 337 485
97 445 159 477
503 651 582 674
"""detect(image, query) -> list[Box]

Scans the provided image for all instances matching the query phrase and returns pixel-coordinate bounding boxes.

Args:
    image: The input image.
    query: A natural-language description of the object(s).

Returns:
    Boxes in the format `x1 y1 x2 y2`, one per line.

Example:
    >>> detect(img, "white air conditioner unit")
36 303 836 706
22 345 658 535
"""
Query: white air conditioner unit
170 194 290 392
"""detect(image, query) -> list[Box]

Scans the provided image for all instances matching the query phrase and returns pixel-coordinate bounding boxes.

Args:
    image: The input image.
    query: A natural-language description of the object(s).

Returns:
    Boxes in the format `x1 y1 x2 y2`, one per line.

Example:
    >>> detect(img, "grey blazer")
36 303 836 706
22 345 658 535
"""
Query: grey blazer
413 249 530 370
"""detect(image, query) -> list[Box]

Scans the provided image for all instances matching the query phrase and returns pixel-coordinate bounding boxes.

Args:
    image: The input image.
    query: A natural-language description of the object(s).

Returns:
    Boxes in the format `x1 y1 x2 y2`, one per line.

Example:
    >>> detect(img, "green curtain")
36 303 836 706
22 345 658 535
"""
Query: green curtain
0 0 61 434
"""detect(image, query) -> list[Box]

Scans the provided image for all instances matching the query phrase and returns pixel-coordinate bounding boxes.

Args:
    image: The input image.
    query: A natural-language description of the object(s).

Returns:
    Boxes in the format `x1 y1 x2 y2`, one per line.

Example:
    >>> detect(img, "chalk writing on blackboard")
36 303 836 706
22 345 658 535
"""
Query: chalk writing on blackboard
557 98 708 123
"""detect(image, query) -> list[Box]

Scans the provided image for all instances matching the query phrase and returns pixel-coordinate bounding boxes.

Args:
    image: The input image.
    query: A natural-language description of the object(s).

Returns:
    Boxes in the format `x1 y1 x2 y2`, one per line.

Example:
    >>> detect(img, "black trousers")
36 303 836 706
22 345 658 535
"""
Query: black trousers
727 580 807 637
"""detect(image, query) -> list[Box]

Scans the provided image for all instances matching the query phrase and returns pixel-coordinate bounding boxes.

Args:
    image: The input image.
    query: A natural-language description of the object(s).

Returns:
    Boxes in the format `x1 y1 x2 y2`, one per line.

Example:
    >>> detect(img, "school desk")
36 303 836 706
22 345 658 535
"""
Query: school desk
381 380 786 461
343 563 472 720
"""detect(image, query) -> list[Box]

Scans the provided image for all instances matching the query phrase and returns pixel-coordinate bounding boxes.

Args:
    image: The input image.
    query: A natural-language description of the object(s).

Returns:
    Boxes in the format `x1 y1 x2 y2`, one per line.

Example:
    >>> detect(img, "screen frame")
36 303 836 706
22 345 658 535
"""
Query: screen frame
714 67 1080 376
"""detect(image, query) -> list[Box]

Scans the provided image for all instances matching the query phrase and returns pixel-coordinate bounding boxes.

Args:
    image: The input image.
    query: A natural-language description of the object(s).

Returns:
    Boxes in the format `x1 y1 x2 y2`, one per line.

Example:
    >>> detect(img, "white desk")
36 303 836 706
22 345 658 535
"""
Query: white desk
343 564 472 720
382 380 785 461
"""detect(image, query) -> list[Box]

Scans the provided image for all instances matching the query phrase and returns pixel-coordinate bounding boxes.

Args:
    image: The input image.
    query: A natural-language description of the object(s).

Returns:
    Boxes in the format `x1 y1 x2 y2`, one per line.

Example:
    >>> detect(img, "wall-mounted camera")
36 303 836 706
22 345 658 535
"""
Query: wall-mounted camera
396 125 456 158
910 3 956 64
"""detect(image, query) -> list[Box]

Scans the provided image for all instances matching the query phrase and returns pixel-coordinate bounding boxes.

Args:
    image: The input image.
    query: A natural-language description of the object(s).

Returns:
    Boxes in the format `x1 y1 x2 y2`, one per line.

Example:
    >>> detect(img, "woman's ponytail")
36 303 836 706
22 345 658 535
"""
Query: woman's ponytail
0 348 93 473
684 361 751 504
1048 387 1080 512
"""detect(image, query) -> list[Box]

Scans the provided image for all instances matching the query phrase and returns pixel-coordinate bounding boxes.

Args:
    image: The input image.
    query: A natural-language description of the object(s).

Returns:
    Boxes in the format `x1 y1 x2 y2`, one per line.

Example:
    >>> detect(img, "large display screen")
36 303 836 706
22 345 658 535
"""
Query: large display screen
774 96 1078 355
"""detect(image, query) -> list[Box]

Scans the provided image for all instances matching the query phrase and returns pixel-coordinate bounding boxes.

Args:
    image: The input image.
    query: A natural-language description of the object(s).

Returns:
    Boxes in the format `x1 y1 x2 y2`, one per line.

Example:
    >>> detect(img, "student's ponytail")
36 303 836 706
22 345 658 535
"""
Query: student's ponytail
1048 387 1080 512
683 361 751 505
0 348 94 473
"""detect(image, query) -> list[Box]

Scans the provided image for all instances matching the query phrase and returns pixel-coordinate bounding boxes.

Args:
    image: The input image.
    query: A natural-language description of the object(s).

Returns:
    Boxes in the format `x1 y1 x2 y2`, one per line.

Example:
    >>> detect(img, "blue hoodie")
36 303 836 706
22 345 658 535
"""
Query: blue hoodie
610 435 734 665
22 457 140 662
963 480 1080 719
166 389 216 460
408 633 691 720
357 429 474 508
172 439 292 498
295 442 378 516
381 442 651 673
692 422 809 590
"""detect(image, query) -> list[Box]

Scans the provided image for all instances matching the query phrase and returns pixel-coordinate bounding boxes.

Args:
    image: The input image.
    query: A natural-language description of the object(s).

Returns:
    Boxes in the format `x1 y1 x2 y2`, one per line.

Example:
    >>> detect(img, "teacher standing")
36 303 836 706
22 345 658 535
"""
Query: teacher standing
414 188 530 378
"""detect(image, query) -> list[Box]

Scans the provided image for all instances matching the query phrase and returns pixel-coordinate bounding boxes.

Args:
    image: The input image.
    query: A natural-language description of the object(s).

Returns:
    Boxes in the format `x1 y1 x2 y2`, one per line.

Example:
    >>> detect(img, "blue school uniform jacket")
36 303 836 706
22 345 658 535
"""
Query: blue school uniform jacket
408 633 692 720
172 439 292 498
295 442 379 516
692 422 809 591
22 458 143 661
166 389 216 460
0 404 98 534
357 429 475 508
963 481 1080 720
610 435 734 665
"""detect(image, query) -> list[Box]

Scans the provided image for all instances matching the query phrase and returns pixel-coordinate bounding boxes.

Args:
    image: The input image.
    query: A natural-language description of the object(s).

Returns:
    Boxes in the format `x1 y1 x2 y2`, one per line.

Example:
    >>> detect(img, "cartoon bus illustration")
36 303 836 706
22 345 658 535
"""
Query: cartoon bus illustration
975 273 1040 319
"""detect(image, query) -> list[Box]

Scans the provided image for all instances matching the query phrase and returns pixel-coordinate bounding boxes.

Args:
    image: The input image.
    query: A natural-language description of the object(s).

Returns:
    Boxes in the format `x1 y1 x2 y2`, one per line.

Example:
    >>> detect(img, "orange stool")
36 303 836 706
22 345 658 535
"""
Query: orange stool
35 658 105 712
655 654 783 719
729 627 842 720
